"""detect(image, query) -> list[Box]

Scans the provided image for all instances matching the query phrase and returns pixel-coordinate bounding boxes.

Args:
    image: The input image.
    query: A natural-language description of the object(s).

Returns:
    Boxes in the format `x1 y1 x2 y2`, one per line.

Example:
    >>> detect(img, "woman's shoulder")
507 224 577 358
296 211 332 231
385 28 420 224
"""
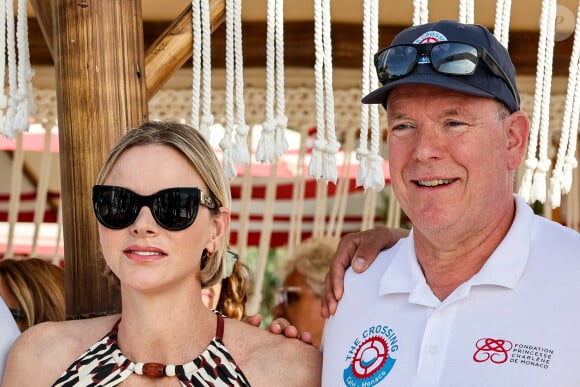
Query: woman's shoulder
3 314 120 386
223 319 322 386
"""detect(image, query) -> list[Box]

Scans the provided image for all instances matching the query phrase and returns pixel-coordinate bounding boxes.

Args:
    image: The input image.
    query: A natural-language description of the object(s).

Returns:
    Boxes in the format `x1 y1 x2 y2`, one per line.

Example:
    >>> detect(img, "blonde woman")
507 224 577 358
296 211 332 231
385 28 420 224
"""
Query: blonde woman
3 121 321 386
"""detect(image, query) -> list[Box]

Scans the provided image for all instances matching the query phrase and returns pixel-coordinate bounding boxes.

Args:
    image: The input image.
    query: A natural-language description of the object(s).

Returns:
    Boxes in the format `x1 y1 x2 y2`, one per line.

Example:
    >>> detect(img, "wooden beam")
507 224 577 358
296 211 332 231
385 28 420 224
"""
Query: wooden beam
28 19 574 77
144 0 226 98
51 0 148 319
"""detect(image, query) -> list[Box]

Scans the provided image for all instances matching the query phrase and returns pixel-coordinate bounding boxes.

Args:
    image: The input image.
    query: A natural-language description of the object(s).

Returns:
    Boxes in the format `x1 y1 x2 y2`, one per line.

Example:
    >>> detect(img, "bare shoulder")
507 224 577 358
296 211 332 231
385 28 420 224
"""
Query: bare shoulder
223 319 322 387
2 315 120 387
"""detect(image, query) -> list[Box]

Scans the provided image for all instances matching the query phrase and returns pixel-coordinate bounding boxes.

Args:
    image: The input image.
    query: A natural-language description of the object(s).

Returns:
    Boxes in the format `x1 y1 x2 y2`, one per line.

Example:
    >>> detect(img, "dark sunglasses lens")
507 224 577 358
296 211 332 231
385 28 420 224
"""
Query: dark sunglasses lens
152 189 200 231
377 45 418 82
93 187 138 229
431 42 478 75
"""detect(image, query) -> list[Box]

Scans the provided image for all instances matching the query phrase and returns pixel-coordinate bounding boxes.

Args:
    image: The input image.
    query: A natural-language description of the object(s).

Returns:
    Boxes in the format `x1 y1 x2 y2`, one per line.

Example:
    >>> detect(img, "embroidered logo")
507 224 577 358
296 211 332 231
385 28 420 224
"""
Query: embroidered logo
342 324 399 386
412 31 447 64
473 338 513 364
473 338 553 370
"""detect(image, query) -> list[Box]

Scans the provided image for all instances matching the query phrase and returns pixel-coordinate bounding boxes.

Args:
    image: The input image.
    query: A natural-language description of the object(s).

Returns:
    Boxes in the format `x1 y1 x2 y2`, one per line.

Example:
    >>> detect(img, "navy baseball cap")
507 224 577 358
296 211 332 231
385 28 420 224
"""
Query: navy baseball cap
362 20 521 112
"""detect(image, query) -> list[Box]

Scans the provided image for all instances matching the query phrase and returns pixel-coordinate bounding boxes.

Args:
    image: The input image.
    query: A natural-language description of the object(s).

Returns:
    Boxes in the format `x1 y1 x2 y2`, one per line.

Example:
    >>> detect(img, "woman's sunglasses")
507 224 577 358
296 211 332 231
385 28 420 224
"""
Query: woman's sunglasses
92 185 217 231
374 41 519 107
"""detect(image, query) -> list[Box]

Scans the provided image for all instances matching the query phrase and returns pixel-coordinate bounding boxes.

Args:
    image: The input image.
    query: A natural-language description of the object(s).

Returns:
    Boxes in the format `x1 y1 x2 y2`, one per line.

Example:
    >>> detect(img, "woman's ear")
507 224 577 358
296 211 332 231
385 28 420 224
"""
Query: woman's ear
205 207 231 252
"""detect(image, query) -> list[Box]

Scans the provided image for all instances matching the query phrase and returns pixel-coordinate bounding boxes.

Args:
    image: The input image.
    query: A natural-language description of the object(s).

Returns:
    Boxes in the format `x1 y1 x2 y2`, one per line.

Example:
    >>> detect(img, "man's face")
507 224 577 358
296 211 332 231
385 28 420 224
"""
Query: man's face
386 84 525 242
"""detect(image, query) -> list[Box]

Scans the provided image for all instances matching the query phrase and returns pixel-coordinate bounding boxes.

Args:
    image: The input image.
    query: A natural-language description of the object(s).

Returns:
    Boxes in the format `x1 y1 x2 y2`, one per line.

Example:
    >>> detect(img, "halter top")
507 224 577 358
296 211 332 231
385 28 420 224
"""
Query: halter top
52 313 251 386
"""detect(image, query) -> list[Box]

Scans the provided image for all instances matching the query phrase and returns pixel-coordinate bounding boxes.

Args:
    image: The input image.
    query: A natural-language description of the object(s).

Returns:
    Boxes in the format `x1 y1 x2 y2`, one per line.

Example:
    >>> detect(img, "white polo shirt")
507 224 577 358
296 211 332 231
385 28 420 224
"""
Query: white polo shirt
322 195 580 387
0 298 20 381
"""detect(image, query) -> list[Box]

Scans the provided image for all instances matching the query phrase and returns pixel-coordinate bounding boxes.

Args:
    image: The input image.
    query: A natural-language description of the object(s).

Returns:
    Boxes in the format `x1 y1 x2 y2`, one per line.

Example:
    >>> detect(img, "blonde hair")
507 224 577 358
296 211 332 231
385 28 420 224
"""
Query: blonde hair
95 120 231 287
216 259 254 320
283 236 339 297
0 258 65 330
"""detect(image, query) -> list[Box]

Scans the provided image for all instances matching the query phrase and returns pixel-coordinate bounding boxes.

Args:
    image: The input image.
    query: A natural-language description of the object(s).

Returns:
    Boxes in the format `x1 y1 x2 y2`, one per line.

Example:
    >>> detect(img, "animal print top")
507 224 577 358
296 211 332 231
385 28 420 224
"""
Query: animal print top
52 313 251 386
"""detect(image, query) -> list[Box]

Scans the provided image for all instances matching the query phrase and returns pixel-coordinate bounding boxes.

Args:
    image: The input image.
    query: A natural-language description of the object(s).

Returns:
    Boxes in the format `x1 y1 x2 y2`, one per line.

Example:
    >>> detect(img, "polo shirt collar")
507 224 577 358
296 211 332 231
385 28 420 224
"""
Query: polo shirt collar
379 194 533 298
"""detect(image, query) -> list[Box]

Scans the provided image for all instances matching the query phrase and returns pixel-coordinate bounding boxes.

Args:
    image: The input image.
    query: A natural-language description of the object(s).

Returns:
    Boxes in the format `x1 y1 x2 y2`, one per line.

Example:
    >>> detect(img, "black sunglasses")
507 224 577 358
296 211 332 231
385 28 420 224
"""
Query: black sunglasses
374 41 520 107
92 185 217 231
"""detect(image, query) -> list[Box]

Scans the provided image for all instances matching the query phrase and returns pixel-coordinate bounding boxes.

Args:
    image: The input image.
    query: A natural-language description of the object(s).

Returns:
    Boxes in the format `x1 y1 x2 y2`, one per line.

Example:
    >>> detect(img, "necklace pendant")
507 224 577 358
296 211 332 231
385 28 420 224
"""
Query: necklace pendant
139 362 166 377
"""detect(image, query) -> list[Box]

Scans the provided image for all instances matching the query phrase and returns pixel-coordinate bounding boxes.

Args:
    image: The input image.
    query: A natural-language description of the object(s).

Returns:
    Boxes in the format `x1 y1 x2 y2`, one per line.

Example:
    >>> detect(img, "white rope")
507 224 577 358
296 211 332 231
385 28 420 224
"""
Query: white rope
14 0 34 132
221 0 237 179
256 0 280 164
412 0 429 25
309 0 327 179
0 0 33 139
309 0 339 183
199 0 214 140
493 0 512 47
232 0 250 166
519 0 556 203
459 0 475 24
321 0 339 184
191 0 202 130
274 0 289 158
531 0 557 203
357 0 384 192
4 0 18 138
549 0 580 207
190 0 213 139
0 0 7 134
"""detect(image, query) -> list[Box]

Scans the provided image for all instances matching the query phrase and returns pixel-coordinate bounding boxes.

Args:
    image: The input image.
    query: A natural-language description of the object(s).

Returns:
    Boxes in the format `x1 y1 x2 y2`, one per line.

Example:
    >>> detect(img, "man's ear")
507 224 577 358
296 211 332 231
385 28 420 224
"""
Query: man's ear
506 110 530 171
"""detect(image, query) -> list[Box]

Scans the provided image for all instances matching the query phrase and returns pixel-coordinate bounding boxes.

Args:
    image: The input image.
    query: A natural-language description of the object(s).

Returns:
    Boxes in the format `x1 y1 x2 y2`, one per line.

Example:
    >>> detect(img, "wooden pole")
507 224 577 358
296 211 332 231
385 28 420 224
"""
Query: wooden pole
51 0 147 318
28 0 228 318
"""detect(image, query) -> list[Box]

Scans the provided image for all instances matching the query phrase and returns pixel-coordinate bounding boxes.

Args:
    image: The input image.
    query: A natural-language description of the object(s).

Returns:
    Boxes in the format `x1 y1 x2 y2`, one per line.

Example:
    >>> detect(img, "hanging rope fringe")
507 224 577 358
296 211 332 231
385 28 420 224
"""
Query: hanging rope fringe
459 0 475 24
413 0 429 25
493 0 512 47
256 0 286 164
519 0 557 203
309 0 338 183
191 0 213 140
356 0 384 192
1 0 35 139
549 1 580 207
231 0 250 166
221 0 249 179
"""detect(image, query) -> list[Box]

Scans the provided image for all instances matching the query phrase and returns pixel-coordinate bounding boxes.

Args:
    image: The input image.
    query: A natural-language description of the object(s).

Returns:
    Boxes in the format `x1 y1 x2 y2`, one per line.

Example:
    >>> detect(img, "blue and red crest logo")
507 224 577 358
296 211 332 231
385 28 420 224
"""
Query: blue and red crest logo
413 31 448 64
343 324 399 386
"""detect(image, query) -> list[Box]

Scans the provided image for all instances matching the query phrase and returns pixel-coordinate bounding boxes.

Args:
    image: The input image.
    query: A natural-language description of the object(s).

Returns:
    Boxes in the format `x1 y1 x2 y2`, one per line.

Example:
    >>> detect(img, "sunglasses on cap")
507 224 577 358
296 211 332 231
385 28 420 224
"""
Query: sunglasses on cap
373 41 520 107
92 185 217 231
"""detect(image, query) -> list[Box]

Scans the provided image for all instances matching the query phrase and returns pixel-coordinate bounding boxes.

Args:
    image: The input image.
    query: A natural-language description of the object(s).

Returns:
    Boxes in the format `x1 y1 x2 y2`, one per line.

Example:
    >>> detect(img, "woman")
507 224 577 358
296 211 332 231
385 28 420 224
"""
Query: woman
0 258 65 331
2 121 321 386
202 248 253 320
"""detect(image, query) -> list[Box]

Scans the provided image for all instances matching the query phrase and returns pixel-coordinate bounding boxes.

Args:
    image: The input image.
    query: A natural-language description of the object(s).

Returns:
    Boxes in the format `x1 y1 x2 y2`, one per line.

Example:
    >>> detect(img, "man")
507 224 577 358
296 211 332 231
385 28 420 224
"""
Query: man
271 236 338 347
321 20 580 386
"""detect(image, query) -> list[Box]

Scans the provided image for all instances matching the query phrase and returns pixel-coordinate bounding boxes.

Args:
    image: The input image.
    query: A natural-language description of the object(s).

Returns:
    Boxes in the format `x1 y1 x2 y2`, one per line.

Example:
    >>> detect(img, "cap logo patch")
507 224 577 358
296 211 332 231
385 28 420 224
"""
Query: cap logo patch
413 31 447 64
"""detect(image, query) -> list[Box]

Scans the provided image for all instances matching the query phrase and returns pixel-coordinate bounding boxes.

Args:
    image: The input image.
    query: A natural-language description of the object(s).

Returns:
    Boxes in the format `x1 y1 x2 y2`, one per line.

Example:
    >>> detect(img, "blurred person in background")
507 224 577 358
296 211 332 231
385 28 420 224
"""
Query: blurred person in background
0 258 65 331
271 236 339 348
202 247 253 320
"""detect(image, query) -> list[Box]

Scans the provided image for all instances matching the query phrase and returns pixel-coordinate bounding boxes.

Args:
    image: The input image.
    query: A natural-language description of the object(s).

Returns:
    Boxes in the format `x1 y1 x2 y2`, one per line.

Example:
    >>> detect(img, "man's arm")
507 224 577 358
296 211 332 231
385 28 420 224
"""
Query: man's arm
321 226 410 317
